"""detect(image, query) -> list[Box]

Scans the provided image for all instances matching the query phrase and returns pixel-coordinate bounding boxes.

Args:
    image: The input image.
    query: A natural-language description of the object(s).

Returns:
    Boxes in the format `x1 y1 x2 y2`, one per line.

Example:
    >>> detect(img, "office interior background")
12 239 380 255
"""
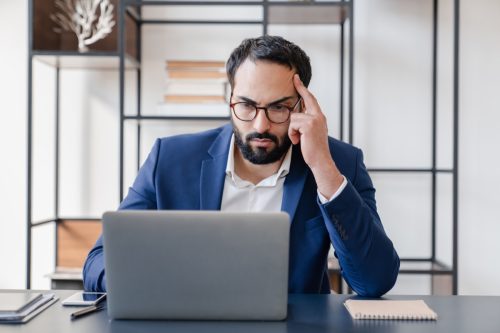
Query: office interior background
0 0 498 295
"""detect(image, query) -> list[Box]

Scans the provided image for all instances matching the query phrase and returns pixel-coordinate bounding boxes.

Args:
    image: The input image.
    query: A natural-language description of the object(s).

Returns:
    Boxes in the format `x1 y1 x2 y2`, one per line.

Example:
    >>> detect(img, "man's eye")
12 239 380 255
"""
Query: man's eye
268 104 288 112
239 102 255 110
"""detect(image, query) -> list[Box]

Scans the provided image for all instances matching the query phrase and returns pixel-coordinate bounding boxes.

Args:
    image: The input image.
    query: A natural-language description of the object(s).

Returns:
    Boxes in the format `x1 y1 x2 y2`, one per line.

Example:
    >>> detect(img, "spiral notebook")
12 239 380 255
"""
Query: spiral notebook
344 299 438 320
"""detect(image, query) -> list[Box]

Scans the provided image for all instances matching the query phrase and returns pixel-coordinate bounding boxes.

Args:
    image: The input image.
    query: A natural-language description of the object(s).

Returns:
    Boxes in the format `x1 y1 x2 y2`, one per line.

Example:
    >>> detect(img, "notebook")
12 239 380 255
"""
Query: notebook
0 292 42 316
344 299 438 320
0 293 58 324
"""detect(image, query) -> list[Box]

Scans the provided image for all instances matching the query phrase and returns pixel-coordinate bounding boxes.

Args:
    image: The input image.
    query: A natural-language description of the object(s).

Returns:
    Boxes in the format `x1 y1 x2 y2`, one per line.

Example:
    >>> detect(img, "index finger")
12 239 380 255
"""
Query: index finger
293 74 320 114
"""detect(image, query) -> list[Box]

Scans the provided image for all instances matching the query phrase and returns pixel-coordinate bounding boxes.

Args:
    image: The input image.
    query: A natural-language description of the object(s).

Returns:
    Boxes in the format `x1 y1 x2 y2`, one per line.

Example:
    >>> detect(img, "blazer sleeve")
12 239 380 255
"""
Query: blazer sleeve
319 148 400 297
82 139 161 292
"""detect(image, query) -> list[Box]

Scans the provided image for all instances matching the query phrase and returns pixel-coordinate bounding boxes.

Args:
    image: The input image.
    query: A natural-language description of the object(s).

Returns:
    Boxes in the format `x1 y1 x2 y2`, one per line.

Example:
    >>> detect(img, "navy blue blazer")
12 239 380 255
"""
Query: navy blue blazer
83 124 399 296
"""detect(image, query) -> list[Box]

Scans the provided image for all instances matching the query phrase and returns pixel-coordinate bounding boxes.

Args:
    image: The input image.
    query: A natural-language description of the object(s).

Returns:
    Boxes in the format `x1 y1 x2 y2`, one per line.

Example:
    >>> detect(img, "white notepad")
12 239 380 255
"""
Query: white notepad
344 299 438 320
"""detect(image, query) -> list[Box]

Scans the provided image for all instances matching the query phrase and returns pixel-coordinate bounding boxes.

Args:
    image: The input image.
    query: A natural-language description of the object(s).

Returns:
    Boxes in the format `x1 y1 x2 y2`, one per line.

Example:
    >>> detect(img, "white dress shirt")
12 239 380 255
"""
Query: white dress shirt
220 135 348 212
220 135 292 212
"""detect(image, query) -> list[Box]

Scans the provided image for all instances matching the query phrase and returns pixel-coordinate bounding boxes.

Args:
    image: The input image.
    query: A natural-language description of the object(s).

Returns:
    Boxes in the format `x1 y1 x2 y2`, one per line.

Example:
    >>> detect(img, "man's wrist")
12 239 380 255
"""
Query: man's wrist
317 175 347 204
310 160 345 199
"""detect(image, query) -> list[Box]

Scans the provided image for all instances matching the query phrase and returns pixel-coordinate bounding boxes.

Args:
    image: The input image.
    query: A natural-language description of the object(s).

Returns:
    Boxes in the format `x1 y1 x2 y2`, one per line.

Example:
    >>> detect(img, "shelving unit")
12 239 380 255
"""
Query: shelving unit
26 0 140 289
117 0 353 199
375 0 459 295
27 0 353 290
328 0 460 295
32 52 140 69
26 0 459 295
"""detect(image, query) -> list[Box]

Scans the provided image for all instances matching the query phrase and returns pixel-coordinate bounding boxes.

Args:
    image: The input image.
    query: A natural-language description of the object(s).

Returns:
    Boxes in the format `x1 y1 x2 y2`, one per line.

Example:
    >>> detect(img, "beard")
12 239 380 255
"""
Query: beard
232 123 292 165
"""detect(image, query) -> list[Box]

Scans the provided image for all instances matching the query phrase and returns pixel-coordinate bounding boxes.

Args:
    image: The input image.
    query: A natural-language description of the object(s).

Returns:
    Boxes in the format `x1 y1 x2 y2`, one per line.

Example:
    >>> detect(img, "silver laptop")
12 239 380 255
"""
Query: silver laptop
102 210 290 320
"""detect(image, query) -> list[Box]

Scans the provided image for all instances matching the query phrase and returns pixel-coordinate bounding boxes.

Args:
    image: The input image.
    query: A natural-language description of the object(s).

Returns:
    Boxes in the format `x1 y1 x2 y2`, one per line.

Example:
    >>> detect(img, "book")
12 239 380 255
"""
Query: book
166 60 227 80
167 70 227 80
163 60 229 110
166 60 226 69
164 77 228 104
165 81 228 96
0 292 42 315
344 299 438 320
0 292 58 324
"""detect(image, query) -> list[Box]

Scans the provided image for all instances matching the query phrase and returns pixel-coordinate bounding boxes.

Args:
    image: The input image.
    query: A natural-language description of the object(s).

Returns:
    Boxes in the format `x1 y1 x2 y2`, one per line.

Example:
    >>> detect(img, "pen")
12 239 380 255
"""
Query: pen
70 304 106 320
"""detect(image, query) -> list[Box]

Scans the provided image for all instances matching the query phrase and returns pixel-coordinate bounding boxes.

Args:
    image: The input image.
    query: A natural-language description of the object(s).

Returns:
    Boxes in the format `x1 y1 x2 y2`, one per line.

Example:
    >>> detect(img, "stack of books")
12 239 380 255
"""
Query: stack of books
0 292 58 324
158 60 230 118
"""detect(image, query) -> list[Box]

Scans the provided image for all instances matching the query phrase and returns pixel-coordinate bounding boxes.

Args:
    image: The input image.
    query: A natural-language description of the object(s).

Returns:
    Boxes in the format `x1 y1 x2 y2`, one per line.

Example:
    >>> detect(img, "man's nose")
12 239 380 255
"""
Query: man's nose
252 109 271 133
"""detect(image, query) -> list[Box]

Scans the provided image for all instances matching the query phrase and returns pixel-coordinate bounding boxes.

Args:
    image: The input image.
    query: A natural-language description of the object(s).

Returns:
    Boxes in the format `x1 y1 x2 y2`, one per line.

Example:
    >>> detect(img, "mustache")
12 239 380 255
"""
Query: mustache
245 132 279 144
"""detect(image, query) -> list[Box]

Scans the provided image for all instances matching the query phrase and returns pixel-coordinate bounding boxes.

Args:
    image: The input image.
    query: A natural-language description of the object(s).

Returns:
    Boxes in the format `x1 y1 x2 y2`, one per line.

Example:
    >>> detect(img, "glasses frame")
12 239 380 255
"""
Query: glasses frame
229 97 302 124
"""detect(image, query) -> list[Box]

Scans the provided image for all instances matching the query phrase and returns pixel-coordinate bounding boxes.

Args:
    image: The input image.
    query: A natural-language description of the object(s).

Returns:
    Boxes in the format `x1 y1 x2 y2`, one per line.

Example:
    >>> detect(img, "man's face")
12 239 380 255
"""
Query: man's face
231 59 300 165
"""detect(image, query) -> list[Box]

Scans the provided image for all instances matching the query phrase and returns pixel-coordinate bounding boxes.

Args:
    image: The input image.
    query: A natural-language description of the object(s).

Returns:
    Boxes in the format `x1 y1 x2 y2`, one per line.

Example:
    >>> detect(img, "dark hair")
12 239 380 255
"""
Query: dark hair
226 35 312 91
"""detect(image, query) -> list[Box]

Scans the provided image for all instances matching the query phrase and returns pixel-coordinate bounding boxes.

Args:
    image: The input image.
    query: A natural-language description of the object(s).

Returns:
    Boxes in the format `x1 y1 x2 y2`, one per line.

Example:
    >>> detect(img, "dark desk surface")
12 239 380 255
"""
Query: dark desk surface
1 290 500 333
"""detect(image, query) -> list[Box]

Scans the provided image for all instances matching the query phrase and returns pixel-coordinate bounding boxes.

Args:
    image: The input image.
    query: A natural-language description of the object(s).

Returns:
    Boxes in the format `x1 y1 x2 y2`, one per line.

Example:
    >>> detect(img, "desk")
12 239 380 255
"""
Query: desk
1 290 499 333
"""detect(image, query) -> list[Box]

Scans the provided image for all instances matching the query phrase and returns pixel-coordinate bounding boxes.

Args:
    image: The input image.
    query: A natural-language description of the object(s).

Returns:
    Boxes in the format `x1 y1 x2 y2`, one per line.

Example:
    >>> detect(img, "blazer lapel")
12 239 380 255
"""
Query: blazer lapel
199 125 309 217
282 144 309 223
200 125 232 210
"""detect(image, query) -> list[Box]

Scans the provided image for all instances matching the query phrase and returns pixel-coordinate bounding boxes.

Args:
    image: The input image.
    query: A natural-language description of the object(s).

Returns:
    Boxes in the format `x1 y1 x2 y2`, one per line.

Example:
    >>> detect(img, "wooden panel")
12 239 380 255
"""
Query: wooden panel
125 11 138 60
33 0 59 50
57 220 102 268
328 258 343 293
432 273 453 295
33 0 138 59
328 270 342 294
268 4 348 25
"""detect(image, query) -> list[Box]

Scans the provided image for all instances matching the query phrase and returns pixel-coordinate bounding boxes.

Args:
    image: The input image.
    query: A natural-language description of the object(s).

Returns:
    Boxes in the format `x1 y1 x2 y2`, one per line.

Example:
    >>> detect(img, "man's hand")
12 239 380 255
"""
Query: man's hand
289 74 344 199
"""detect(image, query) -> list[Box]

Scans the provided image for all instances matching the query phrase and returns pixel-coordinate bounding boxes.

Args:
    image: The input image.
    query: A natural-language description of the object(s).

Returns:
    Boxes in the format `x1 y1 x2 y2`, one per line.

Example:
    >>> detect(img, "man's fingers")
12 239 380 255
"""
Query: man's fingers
289 131 300 145
288 78 328 146
288 113 315 144
293 74 320 115
293 74 310 100
288 119 302 145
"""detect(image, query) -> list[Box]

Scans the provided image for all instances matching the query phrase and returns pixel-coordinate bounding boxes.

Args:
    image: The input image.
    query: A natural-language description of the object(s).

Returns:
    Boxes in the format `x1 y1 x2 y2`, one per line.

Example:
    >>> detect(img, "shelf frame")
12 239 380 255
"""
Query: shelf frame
26 0 459 295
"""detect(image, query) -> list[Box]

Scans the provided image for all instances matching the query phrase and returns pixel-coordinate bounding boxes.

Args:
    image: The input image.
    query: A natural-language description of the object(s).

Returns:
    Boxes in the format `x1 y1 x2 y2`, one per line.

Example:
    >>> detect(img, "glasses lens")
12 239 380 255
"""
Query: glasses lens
233 103 256 121
267 104 290 123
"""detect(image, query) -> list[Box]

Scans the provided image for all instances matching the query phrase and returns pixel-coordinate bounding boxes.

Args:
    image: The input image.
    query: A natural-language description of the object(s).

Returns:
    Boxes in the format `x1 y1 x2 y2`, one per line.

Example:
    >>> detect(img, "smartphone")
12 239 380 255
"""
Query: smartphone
62 292 106 306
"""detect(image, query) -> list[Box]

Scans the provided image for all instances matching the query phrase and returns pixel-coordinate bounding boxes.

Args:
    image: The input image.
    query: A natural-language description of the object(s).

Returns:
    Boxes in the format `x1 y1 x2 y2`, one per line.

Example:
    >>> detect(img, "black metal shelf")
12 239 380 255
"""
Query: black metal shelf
32 51 140 70
126 0 349 25
124 115 230 121
329 258 452 275
117 0 354 202
30 218 58 228
127 0 347 7
328 257 453 294
398 259 452 275
26 0 355 289
367 168 454 174
141 19 263 25
27 0 460 296
31 217 101 228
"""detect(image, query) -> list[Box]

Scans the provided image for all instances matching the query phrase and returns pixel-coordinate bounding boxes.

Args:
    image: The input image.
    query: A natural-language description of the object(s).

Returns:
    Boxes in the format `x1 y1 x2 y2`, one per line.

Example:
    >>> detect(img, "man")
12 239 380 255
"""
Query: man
84 35 400 297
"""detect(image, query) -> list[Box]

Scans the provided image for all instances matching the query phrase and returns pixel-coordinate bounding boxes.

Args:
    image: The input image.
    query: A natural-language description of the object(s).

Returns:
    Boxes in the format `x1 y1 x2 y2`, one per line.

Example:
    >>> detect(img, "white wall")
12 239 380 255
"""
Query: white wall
0 1 28 289
0 0 499 294
459 0 500 295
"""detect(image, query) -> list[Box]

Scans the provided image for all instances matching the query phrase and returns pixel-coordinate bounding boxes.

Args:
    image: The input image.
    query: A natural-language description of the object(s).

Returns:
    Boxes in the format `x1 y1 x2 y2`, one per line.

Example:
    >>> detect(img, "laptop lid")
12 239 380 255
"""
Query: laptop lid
103 210 290 320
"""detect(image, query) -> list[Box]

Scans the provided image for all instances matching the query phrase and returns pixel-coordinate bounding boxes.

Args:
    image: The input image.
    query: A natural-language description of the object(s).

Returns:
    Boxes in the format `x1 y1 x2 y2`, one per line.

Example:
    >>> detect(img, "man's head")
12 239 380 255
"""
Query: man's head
226 36 312 165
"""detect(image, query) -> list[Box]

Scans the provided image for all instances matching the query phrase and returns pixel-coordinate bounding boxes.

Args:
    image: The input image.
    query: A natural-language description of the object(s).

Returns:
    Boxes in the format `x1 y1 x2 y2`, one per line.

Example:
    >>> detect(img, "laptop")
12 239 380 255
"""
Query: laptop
102 210 290 320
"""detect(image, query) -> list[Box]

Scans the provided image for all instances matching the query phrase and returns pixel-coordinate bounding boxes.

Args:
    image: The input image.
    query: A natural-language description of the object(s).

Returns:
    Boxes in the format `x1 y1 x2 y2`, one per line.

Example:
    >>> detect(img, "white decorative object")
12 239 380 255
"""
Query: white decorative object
51 0 115 52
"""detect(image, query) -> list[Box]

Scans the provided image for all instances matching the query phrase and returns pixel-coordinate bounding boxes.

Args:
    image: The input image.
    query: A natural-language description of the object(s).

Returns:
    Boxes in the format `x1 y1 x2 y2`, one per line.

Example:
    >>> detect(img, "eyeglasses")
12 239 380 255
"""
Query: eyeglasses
230 97 302 124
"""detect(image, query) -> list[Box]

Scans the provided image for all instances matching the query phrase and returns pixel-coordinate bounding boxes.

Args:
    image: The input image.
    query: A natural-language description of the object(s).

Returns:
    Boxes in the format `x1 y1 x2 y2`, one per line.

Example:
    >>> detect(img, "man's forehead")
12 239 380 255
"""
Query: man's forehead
232 59 297 102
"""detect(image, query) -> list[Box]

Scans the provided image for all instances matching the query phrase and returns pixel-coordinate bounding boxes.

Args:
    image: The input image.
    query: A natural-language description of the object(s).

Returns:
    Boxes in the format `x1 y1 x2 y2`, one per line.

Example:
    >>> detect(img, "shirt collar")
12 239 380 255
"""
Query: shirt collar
225 134 292 187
